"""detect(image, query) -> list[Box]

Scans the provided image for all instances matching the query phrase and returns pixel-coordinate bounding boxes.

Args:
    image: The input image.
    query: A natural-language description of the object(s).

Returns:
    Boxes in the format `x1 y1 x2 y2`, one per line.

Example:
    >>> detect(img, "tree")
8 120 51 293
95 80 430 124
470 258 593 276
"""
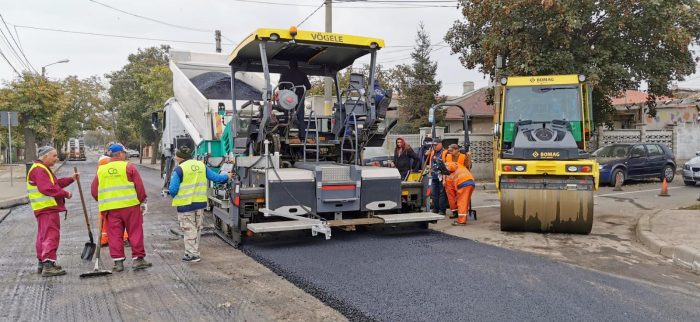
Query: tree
53 76 106 153
107 45 172 163
392 22 442 133
307 64 393 96
0 73 66 161
445 0 700 126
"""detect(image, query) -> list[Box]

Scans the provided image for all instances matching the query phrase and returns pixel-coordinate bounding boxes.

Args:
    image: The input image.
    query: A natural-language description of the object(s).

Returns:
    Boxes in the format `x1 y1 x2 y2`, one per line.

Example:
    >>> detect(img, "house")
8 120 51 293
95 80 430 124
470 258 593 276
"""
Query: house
612 89 700 130
443 82 494 134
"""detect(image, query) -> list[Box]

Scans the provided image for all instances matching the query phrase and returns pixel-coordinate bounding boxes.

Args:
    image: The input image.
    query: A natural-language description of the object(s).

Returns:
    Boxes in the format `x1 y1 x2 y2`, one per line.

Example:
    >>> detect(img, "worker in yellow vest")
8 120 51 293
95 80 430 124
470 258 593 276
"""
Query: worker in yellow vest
97 153 128 247
169 146 232 262
91 144 151 272
27 146 78 276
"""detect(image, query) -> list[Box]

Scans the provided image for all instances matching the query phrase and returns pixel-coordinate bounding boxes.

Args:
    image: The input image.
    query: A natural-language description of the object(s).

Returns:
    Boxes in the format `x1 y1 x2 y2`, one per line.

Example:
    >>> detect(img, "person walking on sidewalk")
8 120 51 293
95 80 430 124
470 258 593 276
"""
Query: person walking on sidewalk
168 146 232 262
445 162 476 226
27 146 78 277
91 143 151 272
97 153 129 247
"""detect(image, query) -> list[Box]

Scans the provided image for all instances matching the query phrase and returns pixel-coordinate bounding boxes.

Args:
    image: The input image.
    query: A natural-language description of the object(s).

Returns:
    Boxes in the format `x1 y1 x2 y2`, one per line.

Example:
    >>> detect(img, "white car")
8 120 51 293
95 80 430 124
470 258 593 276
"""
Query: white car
127 149 140 158
682 151 700 186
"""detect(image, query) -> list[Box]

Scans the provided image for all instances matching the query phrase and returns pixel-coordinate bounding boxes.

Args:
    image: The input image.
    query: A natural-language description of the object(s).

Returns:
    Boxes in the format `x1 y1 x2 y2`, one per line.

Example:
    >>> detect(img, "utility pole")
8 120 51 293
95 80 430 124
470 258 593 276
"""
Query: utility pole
215 30 222 53
324 0 333 115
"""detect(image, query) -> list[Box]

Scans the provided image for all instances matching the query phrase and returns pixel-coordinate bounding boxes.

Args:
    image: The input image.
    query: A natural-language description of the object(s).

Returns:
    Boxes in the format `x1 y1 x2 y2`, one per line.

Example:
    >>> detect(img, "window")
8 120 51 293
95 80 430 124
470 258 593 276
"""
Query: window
630 145 646 157
645 144 663 156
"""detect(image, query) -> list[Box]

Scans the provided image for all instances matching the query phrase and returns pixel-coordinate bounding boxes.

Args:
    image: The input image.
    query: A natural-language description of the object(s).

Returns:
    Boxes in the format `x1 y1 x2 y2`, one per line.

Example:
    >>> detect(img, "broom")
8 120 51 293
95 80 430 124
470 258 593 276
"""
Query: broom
80 210 112 278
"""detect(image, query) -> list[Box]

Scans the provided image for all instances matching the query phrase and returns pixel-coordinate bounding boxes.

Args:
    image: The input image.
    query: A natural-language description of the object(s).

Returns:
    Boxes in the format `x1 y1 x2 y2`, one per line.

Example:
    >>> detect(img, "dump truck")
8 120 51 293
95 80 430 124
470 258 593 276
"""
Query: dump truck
493 74 599 234
67 137 86 161
154 28 437 246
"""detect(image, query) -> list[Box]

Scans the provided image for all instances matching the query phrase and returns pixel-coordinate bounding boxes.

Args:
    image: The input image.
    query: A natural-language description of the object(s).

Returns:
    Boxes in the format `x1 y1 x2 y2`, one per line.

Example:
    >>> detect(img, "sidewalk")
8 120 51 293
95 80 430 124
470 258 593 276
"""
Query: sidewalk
0 162 65 209
636 208 700 273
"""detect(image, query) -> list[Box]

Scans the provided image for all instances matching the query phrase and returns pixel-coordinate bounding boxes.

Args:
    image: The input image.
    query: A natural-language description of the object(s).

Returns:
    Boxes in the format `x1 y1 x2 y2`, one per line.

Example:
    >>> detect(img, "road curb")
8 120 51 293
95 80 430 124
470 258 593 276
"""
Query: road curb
635 212 700 274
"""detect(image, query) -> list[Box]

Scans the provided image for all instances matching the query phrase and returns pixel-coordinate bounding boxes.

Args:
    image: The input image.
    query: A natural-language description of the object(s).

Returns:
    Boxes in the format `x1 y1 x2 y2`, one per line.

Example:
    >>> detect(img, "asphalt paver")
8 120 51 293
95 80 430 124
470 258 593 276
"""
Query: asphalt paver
243 228 700 322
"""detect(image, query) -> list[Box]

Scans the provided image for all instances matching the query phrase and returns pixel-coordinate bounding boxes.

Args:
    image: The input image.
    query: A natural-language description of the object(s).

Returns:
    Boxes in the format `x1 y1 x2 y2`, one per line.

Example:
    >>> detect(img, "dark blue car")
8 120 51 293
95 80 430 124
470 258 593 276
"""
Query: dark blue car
593 143 676 186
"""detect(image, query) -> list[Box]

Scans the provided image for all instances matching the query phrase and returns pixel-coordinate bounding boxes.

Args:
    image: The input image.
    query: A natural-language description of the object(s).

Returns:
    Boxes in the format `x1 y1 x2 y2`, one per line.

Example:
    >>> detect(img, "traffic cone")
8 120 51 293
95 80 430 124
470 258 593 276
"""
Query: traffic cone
452 213 467 226
658 178 670 197
613 174 623 191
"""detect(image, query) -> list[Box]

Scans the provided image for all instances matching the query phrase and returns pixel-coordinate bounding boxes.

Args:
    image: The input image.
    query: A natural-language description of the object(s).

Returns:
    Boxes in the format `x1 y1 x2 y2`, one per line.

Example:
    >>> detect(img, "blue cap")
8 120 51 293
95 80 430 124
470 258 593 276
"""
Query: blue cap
108 144 125 153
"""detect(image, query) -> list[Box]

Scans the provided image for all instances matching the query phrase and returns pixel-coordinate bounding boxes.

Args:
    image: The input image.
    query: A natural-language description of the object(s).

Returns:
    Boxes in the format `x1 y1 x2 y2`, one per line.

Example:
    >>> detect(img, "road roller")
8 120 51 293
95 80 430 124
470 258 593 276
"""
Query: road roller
493 74 599 234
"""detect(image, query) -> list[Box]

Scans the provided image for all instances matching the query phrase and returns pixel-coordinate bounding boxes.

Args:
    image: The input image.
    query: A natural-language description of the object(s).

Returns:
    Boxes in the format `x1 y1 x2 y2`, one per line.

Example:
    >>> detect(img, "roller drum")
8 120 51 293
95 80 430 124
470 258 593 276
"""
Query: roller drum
499 177 594 234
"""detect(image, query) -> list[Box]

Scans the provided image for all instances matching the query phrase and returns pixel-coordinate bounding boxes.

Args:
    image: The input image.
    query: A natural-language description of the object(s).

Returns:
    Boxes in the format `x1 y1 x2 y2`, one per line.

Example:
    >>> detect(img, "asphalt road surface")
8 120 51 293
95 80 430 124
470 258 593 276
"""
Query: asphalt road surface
243 228 700 321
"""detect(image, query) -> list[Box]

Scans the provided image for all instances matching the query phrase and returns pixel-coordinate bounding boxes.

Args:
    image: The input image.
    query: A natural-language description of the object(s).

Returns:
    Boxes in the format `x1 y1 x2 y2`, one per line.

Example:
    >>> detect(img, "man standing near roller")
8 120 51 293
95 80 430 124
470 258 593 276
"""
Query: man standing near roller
27 146 78 277
168 146 233 262
91 144 151 272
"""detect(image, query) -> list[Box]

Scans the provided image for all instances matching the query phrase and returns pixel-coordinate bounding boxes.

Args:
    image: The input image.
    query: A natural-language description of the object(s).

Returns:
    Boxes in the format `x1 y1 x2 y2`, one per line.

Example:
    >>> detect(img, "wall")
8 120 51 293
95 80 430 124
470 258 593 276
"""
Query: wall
643 106 699 130
445 116 492 134
675 125 700 162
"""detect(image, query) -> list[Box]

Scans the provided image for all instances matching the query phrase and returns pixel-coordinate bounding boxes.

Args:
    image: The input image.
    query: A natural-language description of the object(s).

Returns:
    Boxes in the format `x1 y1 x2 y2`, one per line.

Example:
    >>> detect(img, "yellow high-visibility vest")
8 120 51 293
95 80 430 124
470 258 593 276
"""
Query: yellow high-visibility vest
26 163 58 211
97 161 140 211
172 159 208 207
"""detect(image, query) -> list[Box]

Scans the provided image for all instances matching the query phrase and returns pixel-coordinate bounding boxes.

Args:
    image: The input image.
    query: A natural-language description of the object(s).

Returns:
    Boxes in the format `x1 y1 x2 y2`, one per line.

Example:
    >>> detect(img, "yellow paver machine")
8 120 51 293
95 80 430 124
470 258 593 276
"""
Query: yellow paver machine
493 75 599 234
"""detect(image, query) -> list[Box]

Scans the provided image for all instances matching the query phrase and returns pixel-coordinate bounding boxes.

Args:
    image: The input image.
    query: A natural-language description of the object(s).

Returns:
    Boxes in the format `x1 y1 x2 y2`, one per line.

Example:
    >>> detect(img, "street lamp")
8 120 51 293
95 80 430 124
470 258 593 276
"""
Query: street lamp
41 59 70 76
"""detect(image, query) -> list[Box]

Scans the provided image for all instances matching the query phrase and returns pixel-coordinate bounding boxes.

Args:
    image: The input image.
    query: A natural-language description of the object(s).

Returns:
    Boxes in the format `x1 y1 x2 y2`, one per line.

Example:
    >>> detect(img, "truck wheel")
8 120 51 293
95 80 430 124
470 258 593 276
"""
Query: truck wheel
610 169 625 187
661 165 674 183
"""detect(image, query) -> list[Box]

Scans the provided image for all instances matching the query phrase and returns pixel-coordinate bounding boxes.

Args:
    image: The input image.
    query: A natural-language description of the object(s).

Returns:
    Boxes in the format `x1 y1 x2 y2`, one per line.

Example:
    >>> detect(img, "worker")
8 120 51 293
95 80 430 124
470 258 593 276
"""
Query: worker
27 146 78 277
417 137 433 169
445 162 476 225
279 60 311 143
426 138 448 215
390 137 421 180
91 143 151 272
444 144 469 218
445 144 472 170
168 146 233 262
97 152 129 247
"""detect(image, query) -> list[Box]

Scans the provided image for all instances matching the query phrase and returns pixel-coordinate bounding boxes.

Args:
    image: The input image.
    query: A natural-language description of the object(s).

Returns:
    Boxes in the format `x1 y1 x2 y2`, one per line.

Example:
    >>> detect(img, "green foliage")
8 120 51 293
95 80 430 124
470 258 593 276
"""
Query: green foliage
106 45 172 149
393 22 442 132
445 0 700 127
53 76 106 150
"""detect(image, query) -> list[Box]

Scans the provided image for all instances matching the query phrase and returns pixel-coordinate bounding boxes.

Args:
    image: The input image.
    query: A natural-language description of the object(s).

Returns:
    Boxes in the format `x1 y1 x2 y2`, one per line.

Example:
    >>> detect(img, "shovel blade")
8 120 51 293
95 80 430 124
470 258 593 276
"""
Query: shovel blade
81 242 96 261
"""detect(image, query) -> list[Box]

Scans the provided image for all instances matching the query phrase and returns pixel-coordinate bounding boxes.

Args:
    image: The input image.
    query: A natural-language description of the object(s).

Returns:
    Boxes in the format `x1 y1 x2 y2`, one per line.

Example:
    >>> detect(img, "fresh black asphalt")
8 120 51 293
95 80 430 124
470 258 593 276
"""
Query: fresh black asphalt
242 229 700 322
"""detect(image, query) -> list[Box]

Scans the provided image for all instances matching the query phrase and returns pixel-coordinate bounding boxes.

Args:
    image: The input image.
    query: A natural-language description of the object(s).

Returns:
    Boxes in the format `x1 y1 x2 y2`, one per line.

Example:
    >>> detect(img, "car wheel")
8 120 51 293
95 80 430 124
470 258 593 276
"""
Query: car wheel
661 165 674 183
610 169 625 187
684 180 696 186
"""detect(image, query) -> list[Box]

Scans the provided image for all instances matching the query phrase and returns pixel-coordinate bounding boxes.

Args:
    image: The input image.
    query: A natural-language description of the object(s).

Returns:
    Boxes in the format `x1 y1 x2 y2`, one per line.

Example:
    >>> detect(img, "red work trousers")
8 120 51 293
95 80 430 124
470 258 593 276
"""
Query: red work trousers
104 205 145 260
99 211 128 245
35 211 61 262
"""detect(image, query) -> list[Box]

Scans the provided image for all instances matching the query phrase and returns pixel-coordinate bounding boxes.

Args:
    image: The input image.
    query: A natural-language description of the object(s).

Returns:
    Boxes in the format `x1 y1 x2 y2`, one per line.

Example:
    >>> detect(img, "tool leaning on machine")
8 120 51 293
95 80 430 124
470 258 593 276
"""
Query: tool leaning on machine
152 27 442 247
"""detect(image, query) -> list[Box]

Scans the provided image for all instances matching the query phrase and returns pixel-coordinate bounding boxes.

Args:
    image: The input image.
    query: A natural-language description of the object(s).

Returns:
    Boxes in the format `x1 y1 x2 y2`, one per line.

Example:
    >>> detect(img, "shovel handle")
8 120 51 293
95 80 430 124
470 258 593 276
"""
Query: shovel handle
74 167 95 243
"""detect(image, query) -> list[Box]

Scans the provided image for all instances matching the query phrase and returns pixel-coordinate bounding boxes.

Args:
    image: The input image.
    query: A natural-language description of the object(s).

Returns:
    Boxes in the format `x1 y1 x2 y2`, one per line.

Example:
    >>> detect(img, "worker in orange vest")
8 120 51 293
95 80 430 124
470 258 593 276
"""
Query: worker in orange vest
444 144 472 218
445 162 476 225
98 151 129 247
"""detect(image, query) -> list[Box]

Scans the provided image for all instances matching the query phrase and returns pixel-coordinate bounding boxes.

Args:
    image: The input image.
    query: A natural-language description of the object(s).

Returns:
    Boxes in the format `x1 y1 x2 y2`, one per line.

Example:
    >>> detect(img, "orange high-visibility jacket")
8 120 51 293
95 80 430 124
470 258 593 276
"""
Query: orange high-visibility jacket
446 153 472 170
450 167 475 189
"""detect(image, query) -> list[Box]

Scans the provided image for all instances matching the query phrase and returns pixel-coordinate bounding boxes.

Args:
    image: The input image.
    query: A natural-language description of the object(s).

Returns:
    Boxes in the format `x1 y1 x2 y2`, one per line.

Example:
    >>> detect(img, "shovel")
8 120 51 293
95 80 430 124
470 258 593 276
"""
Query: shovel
80 206 112 278
74 167 96 261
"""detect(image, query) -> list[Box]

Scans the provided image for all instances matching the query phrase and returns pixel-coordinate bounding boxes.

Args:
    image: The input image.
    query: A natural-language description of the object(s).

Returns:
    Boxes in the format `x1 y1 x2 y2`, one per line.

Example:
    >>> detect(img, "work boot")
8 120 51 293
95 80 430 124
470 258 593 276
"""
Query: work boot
112 260 124 272
41 261 66 277
38 261 62 274
132 258 152 270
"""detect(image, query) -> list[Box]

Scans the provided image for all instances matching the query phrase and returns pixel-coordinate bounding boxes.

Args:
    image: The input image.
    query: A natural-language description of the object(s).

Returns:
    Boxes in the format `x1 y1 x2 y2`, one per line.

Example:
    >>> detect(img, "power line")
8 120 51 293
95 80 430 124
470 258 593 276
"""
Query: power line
230 0 455 8
0 14 34 73
298 2 326 27
0 47 21 77
0 30 29 71
88 0 211 33
12 24 234 45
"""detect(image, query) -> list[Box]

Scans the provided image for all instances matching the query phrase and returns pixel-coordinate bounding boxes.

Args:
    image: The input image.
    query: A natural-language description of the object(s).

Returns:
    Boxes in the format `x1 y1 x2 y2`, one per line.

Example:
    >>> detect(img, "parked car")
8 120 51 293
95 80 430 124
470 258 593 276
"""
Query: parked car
682 151 700 186
127 149 140 158
592 143 676 186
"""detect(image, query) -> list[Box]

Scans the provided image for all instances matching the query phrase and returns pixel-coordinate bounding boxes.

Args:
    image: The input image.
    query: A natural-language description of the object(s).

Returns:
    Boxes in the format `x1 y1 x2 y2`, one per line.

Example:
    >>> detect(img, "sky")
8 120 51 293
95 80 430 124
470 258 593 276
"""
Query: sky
0 0 492 97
